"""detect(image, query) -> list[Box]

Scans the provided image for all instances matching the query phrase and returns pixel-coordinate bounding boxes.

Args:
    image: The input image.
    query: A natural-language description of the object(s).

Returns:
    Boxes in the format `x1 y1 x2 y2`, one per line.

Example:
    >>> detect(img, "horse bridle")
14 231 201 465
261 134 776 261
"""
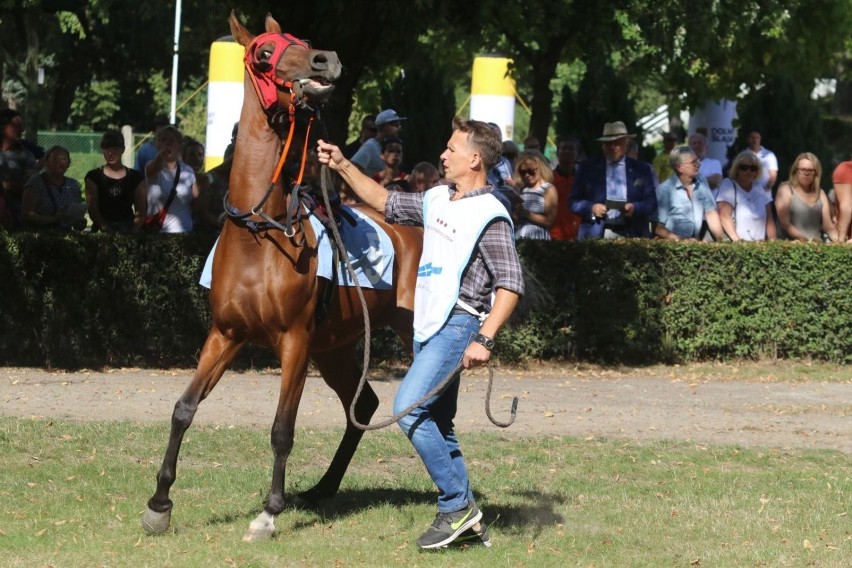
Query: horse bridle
223 31 320 238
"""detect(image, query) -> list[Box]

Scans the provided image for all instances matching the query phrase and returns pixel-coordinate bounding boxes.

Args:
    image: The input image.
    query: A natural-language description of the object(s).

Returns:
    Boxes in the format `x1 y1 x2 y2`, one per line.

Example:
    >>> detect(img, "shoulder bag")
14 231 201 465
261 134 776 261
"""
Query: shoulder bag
141 165 181 233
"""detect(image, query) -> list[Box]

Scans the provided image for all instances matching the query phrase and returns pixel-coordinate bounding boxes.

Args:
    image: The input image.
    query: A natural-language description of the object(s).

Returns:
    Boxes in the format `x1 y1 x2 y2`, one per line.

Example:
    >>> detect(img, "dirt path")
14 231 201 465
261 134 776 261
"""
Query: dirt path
1 365 849 453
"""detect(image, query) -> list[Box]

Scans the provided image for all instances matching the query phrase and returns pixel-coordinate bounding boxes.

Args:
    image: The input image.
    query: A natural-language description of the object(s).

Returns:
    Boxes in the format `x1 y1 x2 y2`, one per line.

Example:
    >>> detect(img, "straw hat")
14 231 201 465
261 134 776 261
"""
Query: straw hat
596 121 637 142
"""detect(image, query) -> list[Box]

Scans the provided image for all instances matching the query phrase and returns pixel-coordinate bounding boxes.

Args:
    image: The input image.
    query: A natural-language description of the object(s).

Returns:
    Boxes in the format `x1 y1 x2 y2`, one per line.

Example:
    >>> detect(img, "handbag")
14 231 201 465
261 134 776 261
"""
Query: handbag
142 166 181 233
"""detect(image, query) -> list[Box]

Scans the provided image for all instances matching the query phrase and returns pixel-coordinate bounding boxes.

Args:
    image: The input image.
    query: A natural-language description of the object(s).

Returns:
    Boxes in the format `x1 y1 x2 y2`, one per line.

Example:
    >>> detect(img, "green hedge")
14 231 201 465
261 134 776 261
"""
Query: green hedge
506 240 852 364
1 232 850 369
0 232 215 368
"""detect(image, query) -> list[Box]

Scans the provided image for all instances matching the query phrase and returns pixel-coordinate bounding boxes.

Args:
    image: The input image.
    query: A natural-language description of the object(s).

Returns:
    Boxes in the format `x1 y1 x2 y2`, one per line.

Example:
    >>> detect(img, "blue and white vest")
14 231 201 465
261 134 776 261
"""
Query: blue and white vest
414 186 511 342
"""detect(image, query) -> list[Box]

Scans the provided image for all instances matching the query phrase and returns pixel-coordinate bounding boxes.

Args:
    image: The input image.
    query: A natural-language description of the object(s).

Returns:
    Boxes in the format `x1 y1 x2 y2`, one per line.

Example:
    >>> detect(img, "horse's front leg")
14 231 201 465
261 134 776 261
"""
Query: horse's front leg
243 333 310 542
142 327 243 535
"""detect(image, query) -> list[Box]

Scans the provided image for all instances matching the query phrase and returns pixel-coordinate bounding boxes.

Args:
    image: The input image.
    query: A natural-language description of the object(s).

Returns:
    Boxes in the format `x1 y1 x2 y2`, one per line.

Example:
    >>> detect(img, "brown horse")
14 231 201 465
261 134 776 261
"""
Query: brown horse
142 12 422 542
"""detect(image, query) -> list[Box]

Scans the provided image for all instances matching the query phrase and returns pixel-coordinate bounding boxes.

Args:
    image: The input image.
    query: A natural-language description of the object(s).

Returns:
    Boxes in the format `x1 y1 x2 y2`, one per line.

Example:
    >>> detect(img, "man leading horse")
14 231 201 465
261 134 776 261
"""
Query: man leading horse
317 117 524 549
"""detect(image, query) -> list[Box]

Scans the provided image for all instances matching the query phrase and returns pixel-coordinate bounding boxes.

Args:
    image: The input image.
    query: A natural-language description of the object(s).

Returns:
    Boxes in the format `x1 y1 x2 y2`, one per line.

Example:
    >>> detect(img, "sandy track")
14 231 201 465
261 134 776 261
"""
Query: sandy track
1 366 849 453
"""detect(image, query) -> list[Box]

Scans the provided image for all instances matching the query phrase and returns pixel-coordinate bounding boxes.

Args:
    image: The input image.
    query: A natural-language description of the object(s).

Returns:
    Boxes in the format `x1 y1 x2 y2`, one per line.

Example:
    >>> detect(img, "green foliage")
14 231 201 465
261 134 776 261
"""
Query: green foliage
175 79 209 144
3 234 852 368
503 240 852 364
821 114 852 168
145 72 171 120
555 66 641 157
735 74 830 189
0 231 216 368
382 67 455 169
67 79 121 130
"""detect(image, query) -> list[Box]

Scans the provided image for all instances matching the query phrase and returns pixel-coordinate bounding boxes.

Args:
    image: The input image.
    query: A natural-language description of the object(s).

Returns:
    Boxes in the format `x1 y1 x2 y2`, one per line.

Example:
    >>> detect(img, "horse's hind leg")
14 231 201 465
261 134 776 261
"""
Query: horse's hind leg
142 327 243 535
296 342 379 505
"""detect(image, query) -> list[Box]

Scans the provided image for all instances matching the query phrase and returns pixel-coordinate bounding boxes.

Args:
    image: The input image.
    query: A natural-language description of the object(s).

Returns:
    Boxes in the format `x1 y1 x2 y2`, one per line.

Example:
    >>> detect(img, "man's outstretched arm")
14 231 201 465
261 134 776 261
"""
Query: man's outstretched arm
317 139 388 213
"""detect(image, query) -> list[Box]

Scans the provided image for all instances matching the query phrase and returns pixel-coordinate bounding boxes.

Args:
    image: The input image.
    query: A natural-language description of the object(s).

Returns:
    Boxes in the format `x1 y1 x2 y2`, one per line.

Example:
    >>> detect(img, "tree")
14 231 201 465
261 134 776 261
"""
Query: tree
556 66 641 159
437 1 852 149
440 0 619 145
381 67 455 170
611 1 852 108
735 74 830 189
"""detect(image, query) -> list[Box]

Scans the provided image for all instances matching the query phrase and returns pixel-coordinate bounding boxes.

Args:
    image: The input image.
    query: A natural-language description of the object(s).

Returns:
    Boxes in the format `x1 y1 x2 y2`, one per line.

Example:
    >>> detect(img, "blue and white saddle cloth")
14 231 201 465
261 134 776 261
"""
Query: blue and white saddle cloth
199 206 394 290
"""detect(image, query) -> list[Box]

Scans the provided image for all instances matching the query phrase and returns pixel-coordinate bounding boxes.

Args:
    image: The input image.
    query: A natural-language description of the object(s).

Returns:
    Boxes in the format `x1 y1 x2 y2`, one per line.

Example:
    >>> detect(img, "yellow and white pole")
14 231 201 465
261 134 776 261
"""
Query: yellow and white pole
469 55 515 140
204 36 244 171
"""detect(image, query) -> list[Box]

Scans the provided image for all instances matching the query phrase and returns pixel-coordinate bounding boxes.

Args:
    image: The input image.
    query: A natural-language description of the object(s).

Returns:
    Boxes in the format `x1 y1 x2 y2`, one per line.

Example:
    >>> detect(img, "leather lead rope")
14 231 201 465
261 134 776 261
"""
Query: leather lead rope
316 164 517 430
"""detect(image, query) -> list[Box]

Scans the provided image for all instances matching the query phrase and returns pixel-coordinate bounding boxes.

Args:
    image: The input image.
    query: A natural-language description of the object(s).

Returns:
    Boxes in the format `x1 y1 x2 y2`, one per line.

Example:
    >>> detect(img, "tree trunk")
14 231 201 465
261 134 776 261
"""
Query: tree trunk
528 53 561 148
23 8 40 145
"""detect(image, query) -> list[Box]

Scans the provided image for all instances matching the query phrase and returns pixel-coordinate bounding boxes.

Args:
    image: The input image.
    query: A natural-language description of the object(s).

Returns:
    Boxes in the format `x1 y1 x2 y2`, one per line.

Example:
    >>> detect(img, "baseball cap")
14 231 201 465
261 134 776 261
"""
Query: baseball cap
375 109 407 126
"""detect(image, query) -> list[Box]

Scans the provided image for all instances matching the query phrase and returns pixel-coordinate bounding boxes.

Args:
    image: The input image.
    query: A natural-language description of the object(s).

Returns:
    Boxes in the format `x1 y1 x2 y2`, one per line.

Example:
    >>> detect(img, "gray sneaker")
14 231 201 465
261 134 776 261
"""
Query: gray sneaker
416 503 483 549
453 520 492 548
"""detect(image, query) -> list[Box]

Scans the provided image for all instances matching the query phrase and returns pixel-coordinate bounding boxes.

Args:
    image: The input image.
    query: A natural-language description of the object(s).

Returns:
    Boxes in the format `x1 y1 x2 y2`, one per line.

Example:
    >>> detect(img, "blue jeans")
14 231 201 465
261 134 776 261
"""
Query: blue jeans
394 313 480 513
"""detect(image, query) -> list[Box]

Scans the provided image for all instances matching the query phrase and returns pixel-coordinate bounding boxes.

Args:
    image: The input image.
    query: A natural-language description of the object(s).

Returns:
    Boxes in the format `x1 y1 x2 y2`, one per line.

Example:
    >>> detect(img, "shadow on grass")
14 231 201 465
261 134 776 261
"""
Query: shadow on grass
487 490 567 536
278 486 566 534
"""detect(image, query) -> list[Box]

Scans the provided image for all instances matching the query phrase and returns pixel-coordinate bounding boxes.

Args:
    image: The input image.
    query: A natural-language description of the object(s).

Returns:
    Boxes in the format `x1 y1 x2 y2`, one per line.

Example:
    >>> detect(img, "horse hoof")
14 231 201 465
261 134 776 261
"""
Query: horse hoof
141 507 171 535
243 511 275 542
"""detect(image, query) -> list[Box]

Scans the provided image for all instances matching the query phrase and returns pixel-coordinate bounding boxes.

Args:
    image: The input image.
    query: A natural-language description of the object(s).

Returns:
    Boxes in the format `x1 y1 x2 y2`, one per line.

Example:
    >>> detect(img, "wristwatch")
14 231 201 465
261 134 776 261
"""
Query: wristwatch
472 333 495 350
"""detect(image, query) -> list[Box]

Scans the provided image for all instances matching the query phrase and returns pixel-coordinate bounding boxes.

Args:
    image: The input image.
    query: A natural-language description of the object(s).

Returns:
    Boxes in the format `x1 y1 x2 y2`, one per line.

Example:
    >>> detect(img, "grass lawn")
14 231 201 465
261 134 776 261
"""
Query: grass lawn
0 418 848 567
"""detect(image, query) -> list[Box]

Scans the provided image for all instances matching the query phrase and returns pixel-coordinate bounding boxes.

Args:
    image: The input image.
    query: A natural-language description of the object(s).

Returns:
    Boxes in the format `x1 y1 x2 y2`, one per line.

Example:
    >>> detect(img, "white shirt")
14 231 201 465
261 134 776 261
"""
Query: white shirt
699 158 722 178
146 162 196 233
751 147 778 192
716 178 773 241
605 158 627 224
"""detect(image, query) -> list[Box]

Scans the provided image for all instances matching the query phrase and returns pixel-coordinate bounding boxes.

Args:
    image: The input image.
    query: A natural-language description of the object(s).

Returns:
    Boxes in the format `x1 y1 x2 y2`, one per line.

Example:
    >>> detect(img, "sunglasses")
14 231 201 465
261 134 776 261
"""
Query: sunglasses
738 164 758 172
519 168 537 176
796 168 816 174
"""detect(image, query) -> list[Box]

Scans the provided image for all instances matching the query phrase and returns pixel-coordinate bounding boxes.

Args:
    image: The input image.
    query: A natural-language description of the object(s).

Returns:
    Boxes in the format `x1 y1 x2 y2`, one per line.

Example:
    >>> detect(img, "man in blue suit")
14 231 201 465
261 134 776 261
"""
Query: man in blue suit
569 121 657 239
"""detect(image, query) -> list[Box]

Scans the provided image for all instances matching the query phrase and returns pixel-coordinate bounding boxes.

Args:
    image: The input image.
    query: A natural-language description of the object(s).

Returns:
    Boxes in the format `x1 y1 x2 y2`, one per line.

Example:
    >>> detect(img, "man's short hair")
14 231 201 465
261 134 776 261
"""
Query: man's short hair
452 117 502 171
669 145 696 169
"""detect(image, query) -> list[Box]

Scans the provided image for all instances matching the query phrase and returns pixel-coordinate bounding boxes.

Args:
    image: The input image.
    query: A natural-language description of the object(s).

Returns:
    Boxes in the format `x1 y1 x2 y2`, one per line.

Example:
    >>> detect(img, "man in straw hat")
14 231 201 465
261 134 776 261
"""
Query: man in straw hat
569 120 656 239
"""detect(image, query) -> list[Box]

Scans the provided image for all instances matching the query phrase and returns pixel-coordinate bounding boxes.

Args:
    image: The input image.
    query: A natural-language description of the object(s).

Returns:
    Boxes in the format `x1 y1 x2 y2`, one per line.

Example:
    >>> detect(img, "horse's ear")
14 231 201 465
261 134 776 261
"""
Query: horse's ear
229 10 253 47
265 13 282 34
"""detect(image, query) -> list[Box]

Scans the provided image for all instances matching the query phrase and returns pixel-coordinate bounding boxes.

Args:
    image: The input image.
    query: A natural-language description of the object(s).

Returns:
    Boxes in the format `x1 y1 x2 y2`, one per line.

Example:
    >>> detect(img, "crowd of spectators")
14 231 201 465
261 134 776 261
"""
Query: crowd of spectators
339 109 848 246
0 116 229 235
2 107 850 246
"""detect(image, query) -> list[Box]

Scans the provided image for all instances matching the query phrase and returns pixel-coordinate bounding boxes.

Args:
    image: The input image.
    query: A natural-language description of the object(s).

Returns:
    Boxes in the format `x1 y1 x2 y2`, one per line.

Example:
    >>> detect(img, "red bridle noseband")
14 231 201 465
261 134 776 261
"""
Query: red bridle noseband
245 31 309 112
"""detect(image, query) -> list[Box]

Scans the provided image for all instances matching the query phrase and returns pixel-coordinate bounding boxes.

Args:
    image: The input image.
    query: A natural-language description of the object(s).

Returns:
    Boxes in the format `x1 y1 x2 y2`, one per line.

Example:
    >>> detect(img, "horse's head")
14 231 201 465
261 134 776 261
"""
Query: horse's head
230 11 341 112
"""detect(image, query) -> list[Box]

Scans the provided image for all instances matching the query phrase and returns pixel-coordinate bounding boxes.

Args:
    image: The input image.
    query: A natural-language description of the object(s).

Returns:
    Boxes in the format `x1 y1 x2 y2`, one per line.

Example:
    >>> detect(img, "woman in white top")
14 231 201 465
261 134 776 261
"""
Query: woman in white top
513 151 557 240
144 125 199 233
717 151 776 241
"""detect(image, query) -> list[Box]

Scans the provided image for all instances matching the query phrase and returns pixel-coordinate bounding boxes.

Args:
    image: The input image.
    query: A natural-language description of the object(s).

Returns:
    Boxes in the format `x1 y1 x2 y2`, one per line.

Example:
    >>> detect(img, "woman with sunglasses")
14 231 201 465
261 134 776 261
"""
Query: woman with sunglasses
717 151 776 241
775 153 838 242
513 151 557 240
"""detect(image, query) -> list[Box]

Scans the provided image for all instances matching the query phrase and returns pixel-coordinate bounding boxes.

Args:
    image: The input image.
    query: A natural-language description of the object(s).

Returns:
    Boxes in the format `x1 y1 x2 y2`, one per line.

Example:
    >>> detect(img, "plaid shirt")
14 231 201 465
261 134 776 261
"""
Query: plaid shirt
385 185 524 314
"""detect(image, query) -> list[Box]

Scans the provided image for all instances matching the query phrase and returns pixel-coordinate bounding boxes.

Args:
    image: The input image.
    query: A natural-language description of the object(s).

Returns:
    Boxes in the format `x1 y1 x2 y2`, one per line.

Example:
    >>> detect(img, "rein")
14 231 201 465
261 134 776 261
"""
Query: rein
316 166 518 431
231 30 517 430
